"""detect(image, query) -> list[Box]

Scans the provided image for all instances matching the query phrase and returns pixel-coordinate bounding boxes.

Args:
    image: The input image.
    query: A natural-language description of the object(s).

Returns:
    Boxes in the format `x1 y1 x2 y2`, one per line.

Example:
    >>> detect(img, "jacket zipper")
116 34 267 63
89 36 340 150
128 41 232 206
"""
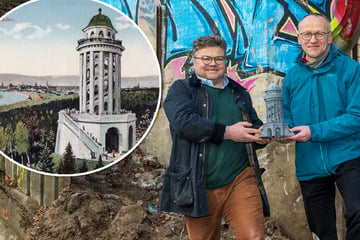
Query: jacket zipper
200 85 210 183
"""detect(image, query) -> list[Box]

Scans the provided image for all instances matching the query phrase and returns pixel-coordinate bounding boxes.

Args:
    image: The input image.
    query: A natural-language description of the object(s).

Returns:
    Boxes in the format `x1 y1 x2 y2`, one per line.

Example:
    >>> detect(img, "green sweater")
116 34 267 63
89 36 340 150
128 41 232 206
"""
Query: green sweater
205 85 249 189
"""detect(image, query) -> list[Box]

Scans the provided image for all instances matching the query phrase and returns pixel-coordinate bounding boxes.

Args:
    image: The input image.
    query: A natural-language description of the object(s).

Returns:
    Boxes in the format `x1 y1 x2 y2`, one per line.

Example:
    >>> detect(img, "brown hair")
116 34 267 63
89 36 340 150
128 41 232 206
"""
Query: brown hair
192 35 227 57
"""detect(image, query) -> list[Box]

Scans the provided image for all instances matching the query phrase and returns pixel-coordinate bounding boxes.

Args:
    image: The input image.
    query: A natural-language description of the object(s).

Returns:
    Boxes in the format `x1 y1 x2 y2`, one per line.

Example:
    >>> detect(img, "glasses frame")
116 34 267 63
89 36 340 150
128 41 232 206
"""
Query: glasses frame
193 55 226 65
299 31 331 41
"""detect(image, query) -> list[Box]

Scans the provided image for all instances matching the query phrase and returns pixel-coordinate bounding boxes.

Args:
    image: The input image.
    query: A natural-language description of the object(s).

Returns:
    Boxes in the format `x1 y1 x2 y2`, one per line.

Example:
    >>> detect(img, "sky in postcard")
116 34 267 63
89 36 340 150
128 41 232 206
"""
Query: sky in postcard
0 0 159 77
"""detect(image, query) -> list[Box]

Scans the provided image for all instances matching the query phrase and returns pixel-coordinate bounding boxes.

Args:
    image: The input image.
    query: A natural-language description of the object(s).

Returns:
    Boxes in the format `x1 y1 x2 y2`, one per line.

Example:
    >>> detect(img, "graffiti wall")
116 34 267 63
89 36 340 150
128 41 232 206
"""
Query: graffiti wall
102 0 360 86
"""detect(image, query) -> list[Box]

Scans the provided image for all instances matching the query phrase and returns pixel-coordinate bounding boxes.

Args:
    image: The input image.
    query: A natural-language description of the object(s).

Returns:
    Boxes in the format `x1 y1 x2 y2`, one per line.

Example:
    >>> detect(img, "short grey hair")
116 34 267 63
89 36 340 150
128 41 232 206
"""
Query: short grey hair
298 13 330 32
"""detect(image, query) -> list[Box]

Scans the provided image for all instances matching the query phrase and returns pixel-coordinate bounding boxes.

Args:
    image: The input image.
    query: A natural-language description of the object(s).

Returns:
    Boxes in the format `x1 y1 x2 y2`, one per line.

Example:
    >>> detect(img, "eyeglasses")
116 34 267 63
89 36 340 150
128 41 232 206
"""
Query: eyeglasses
299 31 331 40
193 56 226 65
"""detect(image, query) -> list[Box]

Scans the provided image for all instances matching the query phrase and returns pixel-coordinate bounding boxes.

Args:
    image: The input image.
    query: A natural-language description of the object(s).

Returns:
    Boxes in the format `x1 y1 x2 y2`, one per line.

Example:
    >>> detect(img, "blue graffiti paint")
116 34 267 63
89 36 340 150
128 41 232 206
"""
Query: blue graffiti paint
162 0 306 75
101 0 139 21
101 0 353 77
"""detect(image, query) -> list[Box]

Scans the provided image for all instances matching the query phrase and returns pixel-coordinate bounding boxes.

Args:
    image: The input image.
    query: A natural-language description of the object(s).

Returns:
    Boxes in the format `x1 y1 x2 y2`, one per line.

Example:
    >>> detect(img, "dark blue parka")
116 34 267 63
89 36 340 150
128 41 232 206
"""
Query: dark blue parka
160 74 264 217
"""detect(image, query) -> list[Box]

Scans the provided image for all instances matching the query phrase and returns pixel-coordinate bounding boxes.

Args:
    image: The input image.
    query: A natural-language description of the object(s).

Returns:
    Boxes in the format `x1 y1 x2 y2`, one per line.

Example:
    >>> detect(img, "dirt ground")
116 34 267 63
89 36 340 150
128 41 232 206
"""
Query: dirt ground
25 148 291 240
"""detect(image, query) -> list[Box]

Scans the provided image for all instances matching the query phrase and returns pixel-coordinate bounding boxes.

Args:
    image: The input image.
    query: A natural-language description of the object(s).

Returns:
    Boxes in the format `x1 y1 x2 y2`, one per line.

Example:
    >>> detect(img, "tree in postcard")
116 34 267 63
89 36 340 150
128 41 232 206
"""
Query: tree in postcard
58 142 76 174
37 129 55 172
14 121 30 166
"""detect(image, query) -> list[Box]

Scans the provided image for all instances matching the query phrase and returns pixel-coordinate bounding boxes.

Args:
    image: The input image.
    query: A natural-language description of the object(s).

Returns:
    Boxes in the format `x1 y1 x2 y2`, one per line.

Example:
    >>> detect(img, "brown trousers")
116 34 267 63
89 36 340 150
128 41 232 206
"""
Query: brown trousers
185 167 265 240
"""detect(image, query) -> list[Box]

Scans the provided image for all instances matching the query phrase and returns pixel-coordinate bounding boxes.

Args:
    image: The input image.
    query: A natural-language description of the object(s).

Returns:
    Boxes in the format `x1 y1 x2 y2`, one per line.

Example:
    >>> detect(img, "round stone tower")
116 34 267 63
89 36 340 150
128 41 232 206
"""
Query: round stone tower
56 9 136 161
76 8 125 115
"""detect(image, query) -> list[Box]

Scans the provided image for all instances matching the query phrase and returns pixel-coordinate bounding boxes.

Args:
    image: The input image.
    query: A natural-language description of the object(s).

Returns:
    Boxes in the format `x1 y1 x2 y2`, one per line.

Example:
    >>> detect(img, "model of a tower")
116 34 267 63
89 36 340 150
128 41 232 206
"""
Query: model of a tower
259 83 293 138
55 9 136 161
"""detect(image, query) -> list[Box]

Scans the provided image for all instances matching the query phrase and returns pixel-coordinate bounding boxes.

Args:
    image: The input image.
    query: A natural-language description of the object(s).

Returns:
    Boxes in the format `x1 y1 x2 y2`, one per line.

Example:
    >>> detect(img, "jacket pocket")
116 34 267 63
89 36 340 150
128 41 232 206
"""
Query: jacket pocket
171 168 194 207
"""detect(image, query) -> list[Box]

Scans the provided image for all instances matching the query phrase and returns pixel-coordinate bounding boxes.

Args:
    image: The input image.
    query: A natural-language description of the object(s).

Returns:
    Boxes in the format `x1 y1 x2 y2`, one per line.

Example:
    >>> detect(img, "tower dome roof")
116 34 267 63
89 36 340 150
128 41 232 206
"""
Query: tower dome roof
265 83 281 91
86 8 114 29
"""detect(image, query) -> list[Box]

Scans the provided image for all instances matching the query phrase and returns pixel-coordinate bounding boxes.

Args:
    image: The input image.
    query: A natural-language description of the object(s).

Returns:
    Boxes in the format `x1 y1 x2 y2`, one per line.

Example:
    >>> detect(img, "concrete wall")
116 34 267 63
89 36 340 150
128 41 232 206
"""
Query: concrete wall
0 154 71 238
1 155 71 207
0 154 71 207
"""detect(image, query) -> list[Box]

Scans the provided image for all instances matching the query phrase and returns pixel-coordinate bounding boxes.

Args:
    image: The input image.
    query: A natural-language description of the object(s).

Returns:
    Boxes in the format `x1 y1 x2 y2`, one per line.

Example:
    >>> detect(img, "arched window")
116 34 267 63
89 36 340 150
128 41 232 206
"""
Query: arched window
104 80 108 91
86 69 90 80
94 85 99 96
104 57 109 69
86 88 90 102
94 64 99 76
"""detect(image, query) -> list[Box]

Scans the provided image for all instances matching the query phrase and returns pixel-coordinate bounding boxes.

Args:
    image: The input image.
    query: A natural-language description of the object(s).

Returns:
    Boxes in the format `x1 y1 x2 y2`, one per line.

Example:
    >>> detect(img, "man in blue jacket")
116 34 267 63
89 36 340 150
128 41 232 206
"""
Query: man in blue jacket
280 13 360 240
160 35 270 239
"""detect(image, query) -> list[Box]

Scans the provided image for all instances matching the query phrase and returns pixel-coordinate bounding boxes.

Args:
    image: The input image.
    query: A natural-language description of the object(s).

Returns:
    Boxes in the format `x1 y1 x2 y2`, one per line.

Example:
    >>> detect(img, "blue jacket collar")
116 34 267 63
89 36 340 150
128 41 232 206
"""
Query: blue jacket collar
296 43 341 71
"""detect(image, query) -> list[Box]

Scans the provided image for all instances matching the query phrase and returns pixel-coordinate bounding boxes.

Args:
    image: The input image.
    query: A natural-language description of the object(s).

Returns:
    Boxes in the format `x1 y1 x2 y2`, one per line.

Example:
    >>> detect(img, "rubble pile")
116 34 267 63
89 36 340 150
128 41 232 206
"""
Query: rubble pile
26 148 291 240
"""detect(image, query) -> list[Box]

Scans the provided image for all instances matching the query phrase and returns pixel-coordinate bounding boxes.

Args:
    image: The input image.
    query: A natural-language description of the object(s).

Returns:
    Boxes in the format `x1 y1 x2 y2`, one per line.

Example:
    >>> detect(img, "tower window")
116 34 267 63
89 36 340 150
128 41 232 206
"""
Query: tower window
104 80 108 91
86 69 90 80
104 102 108 112
94 85 99 95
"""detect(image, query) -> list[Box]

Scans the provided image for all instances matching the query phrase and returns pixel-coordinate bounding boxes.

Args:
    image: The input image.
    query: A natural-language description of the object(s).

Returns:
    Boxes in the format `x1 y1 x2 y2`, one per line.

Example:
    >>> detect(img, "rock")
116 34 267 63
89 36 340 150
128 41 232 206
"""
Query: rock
113 205 146 225
66 193 82 213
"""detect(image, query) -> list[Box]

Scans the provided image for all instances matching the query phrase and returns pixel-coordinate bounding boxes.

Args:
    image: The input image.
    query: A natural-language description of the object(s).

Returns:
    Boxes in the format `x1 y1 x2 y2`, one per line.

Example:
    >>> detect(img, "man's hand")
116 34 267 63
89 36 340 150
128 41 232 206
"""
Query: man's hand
276 137 292 144
277 125 311 143
254 126 272 145
224 122 270 144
